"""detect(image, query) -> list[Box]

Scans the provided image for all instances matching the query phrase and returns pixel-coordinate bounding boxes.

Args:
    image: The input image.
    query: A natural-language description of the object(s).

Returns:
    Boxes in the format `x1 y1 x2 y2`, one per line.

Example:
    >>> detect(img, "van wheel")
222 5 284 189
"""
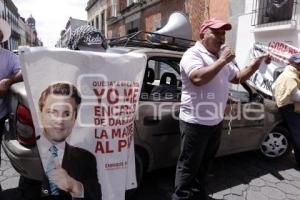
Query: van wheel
259 126 292 159
125 148 147 199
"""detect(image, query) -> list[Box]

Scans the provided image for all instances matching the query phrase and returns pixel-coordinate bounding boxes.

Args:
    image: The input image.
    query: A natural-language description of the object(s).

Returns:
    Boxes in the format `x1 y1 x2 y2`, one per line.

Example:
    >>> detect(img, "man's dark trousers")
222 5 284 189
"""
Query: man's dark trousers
172 120 223 200
279 104 300 164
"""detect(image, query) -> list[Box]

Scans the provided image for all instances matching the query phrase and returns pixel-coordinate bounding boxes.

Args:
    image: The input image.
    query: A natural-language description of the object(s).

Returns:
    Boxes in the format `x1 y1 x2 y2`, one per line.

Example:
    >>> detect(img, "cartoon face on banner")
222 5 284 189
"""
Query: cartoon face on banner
247 41 300 96
19 47 146 200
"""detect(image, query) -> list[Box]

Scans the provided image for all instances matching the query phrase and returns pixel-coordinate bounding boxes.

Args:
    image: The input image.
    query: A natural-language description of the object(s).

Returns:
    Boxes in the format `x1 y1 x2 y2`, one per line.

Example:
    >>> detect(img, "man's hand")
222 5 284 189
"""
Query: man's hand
219 47 235 64
51 162 84 198
231 54 271 84
251 54 271 69
0 78 12 97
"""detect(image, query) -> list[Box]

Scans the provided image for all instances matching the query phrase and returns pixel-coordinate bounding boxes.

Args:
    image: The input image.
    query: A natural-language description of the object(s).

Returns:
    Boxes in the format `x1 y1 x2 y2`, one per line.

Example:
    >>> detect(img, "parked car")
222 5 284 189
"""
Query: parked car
1 32 291 197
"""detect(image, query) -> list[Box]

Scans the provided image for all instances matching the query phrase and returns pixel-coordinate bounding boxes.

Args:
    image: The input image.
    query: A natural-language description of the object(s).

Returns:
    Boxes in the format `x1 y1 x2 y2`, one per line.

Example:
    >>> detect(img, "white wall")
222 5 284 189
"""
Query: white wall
235 0 300 67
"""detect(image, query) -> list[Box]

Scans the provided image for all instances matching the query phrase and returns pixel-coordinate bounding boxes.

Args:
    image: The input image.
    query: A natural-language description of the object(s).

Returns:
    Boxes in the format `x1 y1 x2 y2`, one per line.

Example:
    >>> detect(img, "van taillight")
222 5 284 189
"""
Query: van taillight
16 104 36 146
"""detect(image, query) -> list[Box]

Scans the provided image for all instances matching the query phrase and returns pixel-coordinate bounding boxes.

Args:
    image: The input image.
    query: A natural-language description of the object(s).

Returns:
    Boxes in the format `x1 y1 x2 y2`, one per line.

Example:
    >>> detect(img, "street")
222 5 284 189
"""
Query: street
0 147 19 190
132 152 300 200
1 146 300 200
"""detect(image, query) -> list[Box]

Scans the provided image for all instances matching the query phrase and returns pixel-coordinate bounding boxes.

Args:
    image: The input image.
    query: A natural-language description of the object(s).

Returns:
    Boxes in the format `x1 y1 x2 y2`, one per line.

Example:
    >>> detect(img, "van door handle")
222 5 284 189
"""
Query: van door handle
144 116 160 125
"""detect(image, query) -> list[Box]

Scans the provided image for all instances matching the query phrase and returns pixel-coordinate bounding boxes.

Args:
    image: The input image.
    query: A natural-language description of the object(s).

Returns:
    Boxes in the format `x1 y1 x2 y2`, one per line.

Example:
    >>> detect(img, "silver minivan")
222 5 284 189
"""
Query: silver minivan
2 44 291 195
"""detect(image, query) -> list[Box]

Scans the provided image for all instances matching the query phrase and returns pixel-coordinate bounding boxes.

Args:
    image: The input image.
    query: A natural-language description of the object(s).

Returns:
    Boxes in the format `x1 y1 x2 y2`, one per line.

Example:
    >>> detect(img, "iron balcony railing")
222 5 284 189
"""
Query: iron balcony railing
251 0 297 27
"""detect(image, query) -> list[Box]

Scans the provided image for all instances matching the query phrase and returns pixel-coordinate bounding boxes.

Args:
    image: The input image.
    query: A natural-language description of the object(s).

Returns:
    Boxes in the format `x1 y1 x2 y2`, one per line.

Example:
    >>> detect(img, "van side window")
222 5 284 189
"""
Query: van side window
140 58 181 102
228 83 250 103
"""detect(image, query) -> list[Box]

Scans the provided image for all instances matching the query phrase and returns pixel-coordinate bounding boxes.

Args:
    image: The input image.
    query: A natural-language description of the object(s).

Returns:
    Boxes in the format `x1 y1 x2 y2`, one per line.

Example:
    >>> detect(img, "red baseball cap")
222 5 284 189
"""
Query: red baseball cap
199 18 232 33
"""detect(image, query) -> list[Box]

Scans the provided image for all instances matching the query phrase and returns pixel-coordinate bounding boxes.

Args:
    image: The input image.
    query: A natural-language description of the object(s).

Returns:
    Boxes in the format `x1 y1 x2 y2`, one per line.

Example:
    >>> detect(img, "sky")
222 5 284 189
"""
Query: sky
13 0 89 47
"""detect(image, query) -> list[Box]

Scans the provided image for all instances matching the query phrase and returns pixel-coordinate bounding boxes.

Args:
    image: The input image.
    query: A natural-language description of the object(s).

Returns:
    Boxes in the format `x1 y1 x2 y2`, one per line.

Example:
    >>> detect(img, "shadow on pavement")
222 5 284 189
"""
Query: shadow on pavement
0 152 297 200
206 152 296 196
131 151 297 200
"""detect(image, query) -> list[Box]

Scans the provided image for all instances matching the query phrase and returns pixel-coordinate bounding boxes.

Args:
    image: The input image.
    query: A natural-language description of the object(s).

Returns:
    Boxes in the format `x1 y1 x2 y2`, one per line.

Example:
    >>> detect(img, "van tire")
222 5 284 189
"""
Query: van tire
259 126 292 159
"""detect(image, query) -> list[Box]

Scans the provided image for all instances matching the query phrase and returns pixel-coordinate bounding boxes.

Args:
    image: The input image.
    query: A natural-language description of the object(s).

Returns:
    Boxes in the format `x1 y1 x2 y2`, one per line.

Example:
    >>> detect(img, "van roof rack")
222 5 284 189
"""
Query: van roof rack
108 31 195 52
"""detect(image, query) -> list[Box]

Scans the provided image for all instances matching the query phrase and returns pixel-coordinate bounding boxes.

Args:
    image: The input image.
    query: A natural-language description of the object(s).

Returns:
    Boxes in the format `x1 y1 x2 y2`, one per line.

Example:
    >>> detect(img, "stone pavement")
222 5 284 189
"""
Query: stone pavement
0 147 19 190
133 152 300 200
1 145 300 200
207 153 300 200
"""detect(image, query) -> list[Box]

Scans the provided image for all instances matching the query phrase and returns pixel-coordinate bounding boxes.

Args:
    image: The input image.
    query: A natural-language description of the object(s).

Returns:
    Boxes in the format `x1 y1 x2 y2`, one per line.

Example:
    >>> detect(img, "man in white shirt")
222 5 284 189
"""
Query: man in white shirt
38 82 101 200
172 19 269 200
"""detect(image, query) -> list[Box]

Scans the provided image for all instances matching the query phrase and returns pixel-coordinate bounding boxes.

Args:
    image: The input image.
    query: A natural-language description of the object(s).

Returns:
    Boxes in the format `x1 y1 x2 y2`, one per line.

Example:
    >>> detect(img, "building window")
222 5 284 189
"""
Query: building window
252 0 295 26
126 19 139 34
95 16 99 29
110 0 118 17
101 12 105 34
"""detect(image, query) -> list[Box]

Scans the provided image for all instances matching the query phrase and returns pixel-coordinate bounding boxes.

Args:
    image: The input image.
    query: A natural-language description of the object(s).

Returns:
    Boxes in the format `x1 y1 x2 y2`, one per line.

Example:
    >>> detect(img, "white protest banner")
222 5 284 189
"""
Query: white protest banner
19 47 146 200
246 41 300 96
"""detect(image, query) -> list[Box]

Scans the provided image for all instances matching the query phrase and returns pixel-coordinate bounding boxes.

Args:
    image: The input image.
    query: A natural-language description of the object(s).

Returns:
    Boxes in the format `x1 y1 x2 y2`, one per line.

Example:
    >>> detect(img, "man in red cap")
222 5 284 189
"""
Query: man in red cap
172 19 270 200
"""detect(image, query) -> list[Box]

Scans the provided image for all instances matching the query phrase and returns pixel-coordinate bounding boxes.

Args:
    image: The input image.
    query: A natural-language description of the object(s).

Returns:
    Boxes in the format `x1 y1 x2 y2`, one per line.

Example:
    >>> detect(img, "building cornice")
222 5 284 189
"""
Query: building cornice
86 0 98 11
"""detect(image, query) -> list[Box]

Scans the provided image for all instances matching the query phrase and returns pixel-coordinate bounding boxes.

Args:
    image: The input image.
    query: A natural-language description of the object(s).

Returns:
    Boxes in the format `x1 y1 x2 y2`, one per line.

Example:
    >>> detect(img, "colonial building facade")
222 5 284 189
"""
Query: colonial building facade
2 0 20 49
86 0 108 36
86 0 229 41
0 0 42 50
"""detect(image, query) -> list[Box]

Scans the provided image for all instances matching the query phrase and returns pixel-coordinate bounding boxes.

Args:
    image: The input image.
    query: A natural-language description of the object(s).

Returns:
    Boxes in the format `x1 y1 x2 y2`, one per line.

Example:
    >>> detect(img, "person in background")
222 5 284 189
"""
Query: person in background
272 53 300 167
0 18 22 191
68 25 107 52
172 18 270 200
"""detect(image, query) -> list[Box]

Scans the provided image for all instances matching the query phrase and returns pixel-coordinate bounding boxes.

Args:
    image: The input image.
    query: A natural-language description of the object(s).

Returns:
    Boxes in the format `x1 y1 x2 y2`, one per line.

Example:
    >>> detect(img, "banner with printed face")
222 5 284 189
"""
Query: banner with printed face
19 47 146 200
247 41 300 96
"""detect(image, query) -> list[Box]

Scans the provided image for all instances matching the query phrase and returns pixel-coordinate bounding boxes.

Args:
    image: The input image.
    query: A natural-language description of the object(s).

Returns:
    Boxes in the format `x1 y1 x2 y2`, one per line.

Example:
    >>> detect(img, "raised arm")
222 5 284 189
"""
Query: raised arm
190 47 235 86
231 55 270 84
